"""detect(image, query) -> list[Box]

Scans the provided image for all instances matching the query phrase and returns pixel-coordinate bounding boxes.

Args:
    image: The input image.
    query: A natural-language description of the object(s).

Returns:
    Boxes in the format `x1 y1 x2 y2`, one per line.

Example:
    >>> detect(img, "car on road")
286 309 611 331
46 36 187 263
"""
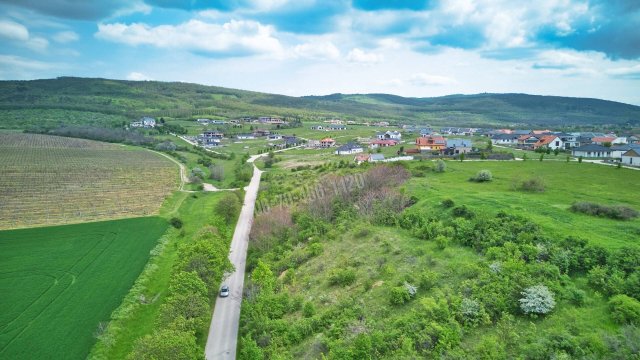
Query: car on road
219 285 230 297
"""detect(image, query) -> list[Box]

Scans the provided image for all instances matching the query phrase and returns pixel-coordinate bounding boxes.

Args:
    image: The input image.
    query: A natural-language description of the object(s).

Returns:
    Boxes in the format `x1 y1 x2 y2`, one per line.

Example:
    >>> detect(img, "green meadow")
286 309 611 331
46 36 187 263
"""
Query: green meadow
0 217 168 360
406 160 640 249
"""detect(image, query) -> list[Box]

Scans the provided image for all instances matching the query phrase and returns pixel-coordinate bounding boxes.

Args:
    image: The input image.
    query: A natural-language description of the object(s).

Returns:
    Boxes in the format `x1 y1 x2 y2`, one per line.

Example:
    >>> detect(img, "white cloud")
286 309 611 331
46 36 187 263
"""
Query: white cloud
0 54 54 70
24 37 49 52
52 30 79 43
0 20 29 41
293 41 340 60
606 64 640 79
410 73 457 86
346 48 383 64
126 72 153 81
96 19 283 57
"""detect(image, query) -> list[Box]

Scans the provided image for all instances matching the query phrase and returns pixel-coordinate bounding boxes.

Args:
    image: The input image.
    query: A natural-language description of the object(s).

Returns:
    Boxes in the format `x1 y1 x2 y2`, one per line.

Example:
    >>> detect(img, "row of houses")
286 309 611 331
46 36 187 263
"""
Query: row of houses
491 131 637 150
571 143 640 165
414 136 472 155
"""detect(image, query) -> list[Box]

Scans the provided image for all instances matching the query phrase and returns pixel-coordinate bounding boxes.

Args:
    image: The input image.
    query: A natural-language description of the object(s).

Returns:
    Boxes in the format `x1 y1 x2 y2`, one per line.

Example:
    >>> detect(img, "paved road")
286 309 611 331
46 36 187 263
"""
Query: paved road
204 163 262 360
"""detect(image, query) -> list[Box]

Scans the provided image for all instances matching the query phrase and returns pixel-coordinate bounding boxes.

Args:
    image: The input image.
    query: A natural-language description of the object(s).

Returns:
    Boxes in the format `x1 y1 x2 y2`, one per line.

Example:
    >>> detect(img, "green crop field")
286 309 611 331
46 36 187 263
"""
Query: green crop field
0 132 179 229
0 217 168 360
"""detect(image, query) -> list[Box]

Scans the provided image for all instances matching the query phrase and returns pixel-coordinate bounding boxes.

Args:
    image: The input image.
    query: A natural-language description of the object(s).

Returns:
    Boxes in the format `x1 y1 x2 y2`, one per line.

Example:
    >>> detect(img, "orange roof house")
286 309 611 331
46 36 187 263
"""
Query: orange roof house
416 135 446 151
591 137 616 145
533 135 562 149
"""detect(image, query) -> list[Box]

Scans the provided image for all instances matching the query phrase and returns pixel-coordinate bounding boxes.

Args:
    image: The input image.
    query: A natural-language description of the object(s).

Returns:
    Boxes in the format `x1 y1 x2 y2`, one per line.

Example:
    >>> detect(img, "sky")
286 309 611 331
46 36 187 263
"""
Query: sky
0 0 639 105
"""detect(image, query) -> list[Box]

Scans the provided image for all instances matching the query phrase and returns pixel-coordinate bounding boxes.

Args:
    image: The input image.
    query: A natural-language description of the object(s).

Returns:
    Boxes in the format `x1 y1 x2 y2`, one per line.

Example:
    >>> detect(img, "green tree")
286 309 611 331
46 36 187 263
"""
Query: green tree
487 139 493 151
252 260 276 293
609 295 640 324
215 193 241 222
459 152 465 162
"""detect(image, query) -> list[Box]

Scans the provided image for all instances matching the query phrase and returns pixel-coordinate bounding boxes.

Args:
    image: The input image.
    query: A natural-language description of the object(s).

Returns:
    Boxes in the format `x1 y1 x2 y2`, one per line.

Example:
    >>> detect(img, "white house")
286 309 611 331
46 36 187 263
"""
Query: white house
141 117 156 128
491 134 519 145
621 149 640 166
571 144 612 158
237 134 256 140
335 143 364 155
376 131 402 140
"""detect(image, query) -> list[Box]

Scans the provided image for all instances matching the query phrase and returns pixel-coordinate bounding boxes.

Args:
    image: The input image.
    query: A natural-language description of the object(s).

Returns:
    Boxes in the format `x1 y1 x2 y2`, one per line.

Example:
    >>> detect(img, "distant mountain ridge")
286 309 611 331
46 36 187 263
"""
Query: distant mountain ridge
0 77 638 127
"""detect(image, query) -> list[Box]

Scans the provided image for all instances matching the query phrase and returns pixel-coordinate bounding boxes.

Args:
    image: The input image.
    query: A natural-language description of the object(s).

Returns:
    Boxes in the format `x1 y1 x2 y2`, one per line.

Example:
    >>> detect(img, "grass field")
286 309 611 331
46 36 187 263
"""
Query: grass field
0 132 179 229
0 217 168 360
405 160 640 249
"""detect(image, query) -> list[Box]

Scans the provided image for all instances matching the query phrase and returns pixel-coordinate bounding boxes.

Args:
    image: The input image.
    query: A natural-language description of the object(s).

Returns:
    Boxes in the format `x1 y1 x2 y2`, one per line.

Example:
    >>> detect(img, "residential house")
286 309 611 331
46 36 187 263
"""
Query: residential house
311 125 324 130
621 149 640 166
517 135 540 149
326 119 344 125
373 121 390 127
513 130 533 136
283 136 301 146
267 134 283 140
196 118 210 124
328 125 347 131
320 138 336 147
571 144 612 158
419 128 434 136
335 142 364 155
491 134 519 145
557 133 580 149
354 153 371 164
533 135 563 150
259 116 286 124
532 130 552 135
131 116 156 128
236 133 256 140
612 137 628 145
370 139 398 148
610 144 640 159
416 135 446 151
443 139 472 155
376 131 402 140
201 130 224 145
370 154 385 162
306 140 320 148
591 136 616 145
253 129 271 137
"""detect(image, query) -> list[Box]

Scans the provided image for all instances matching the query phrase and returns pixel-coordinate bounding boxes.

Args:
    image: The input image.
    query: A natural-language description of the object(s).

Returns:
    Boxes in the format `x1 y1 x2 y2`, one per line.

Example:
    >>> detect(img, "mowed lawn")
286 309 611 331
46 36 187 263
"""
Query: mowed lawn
406 160 640 249
0 217 168 360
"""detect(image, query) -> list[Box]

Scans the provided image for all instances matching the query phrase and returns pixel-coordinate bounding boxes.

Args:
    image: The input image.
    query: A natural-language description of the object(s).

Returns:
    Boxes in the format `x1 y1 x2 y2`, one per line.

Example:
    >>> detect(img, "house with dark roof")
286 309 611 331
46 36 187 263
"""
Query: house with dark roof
335 142 364 155
328 125 347 131
370 154 385 162
621 149 640 166
370 139 398 148
376 131 401 140
491 134 519 145
571 144 612 158
443 139 472 155
610 144 640 159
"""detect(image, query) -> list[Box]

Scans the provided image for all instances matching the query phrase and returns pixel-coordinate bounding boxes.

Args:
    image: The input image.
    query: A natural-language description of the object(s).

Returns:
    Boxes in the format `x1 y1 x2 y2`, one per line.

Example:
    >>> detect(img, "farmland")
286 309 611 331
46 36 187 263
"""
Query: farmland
0 217 168 360
0 132 179 229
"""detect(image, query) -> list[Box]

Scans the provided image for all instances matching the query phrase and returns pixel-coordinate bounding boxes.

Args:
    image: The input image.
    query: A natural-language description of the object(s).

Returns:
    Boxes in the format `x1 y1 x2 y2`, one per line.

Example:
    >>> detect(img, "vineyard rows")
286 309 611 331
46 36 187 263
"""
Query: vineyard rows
0 133 178 229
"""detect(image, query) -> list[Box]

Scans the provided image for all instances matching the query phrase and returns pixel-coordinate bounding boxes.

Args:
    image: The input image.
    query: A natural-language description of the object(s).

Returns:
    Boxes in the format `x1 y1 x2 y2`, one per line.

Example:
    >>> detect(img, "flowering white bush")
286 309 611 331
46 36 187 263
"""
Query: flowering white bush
404 282 418 297
519 285 556 315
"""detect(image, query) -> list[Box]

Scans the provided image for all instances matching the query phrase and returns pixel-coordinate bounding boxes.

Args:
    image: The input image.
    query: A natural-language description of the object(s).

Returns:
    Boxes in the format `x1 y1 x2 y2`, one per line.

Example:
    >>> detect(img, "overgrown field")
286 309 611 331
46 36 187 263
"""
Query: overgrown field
0 132 178 229
0 217 168 359
238 161 640 359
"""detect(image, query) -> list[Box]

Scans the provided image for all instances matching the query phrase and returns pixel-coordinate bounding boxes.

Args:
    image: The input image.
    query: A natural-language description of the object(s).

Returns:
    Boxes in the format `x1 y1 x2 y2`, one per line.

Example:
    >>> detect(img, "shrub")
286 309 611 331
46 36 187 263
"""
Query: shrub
170 217 183 229
389 286 411 305
441 199 455 208
435 235 449 250
570 202 639 220
435 159 446 173
609 295 640 324
302 302 316 318
215 193 241 222
519 177 545 192
520 285 556 315
328 268 356 286
470 170 492 182
452 205 475 219
127 330 201 360
419 270 438 290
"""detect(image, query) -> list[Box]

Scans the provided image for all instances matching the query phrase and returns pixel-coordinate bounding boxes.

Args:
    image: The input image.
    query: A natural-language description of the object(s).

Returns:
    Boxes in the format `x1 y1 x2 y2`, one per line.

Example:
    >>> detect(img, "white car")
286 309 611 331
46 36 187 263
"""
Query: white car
219 285 230 297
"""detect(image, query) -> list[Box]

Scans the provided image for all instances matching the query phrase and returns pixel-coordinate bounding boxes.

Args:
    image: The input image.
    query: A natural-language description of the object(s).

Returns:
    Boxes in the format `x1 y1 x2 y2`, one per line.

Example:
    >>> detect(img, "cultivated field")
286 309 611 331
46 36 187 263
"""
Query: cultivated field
0 217 168 359
0 132 179 229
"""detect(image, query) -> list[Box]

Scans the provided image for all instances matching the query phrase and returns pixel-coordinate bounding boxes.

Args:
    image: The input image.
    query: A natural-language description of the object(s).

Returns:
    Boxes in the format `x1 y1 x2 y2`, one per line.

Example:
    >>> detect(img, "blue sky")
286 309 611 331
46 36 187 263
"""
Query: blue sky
1 0 639 104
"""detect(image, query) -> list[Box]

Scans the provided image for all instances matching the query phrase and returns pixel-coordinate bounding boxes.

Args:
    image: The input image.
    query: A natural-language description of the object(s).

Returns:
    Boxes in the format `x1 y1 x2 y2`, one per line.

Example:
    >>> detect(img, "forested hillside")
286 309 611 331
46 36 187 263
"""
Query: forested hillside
1 77 639 128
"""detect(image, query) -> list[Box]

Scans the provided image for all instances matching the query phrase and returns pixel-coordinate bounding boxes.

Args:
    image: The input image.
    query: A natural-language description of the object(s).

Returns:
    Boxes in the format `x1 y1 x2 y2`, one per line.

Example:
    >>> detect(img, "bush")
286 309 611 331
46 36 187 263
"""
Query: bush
470 170 492 182
389 286 411 305
170 217 183 229
215 193 242 222
452 205 475 219
518 177 545 192
609 295 640 324
127 329 201 360
441 199 455 208
435 159 446 173
570 202 639 220
435 235 449 250
328 268 356 286
519 285 556 315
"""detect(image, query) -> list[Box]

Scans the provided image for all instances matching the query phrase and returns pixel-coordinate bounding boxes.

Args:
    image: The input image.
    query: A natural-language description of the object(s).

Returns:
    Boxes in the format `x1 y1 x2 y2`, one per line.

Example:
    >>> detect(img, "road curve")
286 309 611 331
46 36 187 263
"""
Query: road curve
204 164 262 360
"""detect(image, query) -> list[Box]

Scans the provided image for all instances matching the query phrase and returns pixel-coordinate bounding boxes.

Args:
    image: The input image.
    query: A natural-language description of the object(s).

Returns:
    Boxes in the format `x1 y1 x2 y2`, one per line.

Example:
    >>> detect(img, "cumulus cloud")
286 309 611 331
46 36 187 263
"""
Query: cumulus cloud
532 50 595 70
409 73 456 86
126 72 153 81
293 41 340 60
96 19 284 57
52 30 79 43
346 48 383 64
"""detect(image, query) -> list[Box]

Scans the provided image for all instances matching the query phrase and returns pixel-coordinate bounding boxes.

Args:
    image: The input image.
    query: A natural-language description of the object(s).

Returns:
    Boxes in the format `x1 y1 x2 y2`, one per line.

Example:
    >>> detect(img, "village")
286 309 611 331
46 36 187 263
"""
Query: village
129 115 640 167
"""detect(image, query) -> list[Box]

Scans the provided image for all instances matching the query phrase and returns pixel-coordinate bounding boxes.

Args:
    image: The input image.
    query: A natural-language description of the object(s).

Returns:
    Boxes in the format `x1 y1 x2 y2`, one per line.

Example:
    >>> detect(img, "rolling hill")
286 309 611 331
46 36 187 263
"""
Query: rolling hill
0 77 638 128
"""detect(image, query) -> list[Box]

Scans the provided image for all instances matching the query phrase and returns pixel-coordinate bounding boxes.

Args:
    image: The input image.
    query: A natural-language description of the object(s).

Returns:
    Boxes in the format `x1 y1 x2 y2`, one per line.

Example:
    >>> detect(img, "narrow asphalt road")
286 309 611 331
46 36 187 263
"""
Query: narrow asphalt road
204 163 262 360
